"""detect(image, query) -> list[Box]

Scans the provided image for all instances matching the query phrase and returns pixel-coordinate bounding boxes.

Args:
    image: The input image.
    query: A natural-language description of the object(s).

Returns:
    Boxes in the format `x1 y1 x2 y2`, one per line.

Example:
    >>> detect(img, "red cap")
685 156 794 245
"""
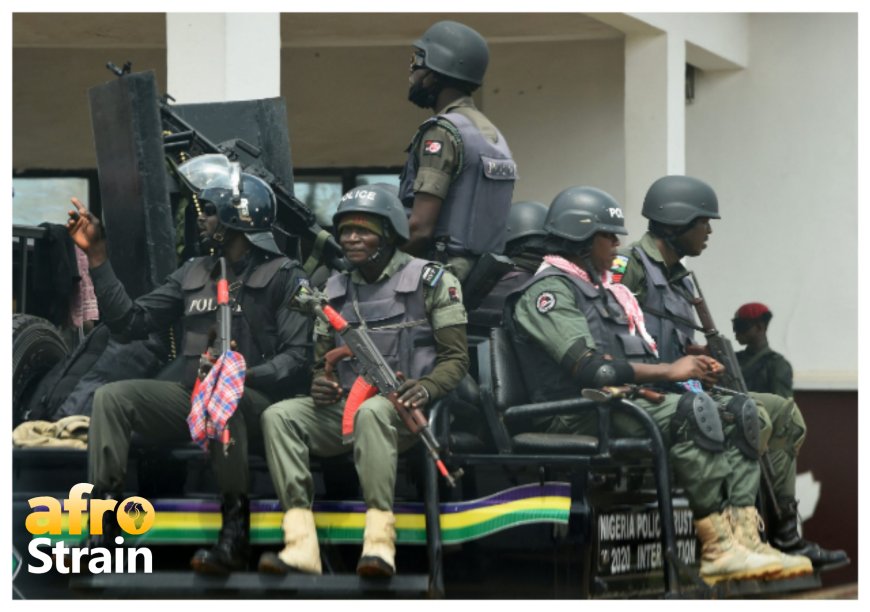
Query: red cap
734 302 771 320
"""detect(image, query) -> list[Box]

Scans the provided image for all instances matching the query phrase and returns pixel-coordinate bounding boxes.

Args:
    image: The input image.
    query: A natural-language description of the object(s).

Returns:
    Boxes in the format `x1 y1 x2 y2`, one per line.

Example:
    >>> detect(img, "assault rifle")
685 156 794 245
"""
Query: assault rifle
685 272 781 520
191 257 237 456
154 87 346 273
292 285 461 487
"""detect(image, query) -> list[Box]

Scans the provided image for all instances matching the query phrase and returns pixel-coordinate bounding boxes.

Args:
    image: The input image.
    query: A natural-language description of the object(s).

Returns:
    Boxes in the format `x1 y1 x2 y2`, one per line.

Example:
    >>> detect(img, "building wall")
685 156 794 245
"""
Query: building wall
11 12 858 391
281 37 626 208
685 13 857 389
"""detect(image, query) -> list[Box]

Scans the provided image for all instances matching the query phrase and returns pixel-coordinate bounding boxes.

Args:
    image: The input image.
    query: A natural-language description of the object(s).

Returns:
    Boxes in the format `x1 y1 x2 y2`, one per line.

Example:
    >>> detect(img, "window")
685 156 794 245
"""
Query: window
294 168 401 228
12 176 92 227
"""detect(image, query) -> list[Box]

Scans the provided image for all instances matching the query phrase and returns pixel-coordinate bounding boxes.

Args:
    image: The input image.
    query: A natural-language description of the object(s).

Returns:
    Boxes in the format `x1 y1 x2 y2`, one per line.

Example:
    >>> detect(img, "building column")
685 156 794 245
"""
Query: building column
166 13 280 103
623 31 685 235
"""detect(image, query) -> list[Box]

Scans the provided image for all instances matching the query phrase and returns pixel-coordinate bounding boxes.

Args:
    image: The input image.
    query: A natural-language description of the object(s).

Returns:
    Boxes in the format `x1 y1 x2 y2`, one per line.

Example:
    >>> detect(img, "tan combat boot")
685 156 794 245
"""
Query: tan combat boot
356 508 396 578
694 511 783 585
257 508 322 575
729 506 813 579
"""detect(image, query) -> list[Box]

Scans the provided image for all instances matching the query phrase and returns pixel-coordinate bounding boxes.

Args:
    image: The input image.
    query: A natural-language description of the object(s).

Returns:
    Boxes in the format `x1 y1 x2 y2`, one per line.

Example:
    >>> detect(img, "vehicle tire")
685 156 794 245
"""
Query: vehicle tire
12 314 68 427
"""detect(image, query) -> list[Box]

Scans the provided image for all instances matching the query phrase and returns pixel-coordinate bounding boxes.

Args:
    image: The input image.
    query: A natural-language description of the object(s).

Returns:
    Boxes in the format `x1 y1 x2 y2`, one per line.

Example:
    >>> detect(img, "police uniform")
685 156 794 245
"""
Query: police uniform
614 232 807 500
737 347 794 398
398 96 516 281
88 251 312 496
262 250 468 512
505 268 760 516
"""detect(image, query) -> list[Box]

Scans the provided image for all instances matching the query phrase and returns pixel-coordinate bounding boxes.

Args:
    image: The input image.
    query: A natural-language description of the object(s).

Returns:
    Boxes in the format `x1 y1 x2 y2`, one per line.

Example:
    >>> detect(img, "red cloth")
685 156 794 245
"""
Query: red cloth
70 246 99 327
188 351 247 451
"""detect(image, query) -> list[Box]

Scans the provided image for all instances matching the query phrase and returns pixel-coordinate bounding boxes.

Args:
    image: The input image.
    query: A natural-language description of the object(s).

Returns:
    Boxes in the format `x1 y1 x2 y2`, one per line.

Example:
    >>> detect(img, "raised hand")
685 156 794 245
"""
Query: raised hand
66 197 108 266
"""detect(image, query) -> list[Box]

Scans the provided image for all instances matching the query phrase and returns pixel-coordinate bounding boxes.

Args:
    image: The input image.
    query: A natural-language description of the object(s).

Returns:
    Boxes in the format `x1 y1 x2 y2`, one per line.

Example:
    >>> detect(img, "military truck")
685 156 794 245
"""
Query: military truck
11 67 828 600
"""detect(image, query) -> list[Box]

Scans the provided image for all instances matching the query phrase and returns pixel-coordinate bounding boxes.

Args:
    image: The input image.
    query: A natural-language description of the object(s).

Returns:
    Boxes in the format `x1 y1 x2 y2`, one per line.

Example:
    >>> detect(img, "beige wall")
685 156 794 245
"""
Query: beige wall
281 37 626 208
685 13 857 387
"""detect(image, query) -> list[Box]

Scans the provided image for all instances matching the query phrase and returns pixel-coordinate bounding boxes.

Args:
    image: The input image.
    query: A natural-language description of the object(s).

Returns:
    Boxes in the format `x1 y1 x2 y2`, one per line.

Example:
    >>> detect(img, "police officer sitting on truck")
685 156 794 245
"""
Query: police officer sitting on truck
67 154 312 576
503 185 814 585
258 184 469 578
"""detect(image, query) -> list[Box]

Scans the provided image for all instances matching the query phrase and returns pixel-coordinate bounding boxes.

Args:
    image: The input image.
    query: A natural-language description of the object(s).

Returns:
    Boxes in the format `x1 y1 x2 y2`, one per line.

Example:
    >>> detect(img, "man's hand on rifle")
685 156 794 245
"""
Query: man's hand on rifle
66 197 108 267
311 376 343 407
685 343 711 357
395 372 430 410
197 333 238 381
666 355 723 387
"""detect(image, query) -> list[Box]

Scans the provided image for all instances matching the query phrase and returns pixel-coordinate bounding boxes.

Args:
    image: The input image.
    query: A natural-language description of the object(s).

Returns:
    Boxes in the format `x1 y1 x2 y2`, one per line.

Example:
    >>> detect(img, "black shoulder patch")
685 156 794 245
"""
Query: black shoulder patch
421 263 445 288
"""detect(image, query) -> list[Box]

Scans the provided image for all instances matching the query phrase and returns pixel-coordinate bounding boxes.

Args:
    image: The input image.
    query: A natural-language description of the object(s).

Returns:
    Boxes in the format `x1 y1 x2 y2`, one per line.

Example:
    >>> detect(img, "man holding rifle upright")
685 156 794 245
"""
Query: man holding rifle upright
67 155 312 576
612 175 847 571
503 186 812 586
258 184 469 578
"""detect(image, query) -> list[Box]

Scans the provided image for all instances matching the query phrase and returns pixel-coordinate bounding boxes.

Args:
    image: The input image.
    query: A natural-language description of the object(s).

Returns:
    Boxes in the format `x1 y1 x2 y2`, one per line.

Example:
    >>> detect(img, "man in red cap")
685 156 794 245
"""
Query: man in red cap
733 303 794 398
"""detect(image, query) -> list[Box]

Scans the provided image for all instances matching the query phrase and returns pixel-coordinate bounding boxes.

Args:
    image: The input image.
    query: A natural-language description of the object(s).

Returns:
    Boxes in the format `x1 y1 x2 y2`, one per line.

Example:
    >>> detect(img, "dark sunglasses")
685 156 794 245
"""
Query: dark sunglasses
409 51 427 71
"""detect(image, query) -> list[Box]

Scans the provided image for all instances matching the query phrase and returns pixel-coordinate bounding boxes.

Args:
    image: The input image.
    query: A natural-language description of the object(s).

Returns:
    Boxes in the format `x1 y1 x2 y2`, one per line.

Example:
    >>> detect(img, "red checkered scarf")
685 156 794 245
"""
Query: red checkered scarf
540 255 658 357
188 351 247 450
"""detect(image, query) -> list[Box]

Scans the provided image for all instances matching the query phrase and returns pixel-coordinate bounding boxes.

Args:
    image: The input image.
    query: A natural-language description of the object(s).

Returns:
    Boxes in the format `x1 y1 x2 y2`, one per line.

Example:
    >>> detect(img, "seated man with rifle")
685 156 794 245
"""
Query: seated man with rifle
612 174 847 571
67 155 313 576
503 186 810 586
258 184 469 578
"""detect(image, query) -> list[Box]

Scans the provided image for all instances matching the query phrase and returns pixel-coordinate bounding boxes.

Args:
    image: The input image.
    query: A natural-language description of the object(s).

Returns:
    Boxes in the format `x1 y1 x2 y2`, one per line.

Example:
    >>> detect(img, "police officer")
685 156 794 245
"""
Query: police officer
66 157 312 575
613 175 847 570
733 302 794 398
468 200 549 329
258 184 469 578
399 20 517 282
502 186 817 585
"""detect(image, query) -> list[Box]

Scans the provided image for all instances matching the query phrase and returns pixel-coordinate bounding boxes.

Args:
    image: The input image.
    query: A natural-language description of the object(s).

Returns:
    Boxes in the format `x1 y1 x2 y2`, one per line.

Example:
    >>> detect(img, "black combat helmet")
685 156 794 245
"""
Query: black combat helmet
413 21 489 86
543 186 628 243
333 184 410 244
641 175 720 226
177 154 281 254
505 200 548 255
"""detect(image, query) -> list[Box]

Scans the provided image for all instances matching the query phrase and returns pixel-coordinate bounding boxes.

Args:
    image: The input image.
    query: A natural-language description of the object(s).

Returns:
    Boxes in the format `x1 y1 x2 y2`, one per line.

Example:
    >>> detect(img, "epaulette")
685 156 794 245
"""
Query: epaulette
421 263 445 288
611 254 629 284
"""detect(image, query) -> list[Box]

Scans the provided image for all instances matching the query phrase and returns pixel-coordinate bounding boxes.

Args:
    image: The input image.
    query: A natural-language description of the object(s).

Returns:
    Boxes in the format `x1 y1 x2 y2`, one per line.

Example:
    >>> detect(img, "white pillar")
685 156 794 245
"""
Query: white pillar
166 13 280 103
623 31 686 238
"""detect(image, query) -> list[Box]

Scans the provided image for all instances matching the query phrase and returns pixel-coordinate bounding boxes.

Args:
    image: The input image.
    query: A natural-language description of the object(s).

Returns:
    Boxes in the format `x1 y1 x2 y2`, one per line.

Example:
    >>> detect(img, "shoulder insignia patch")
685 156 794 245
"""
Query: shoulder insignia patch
611 254 629 284
423 140 443 156
421 263 445 288
448 286 460 303
535 291 557 314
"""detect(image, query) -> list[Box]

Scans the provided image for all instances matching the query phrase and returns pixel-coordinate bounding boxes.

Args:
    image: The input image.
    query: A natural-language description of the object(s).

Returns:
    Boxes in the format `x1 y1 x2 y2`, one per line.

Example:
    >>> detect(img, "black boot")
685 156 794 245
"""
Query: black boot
190 494 250 575
770 497 850 571
85 493 122 549
76 493 123 575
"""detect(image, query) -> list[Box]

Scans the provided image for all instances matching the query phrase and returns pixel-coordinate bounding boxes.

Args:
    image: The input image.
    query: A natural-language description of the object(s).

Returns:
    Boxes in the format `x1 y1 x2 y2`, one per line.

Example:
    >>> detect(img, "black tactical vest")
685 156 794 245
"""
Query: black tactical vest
399 110 517 255
505 267 658 404
180 255 291 387
468 268 532 329
325 258 437 392
632 247 698 364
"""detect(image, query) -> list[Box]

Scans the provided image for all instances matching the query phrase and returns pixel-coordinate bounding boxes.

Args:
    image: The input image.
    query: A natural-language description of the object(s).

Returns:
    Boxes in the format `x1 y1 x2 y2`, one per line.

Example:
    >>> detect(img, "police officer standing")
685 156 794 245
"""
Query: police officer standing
399 20 517 282
733 302 794 398
613 175 848 571
503 186 820 585
66 156 312 575
258 184 468 578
